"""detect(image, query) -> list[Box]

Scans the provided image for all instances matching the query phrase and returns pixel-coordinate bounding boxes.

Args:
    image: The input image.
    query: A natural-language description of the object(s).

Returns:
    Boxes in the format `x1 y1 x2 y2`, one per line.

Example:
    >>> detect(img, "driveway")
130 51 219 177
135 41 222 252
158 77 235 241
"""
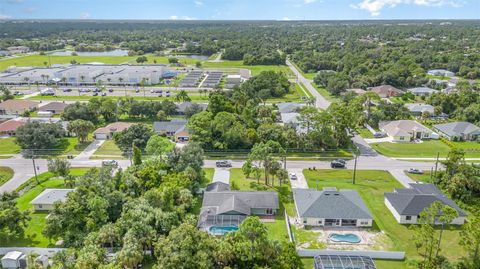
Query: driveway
74 139 105 160
364 137 393 144
212 168 230 184
288 169 308 189
388 169 415 188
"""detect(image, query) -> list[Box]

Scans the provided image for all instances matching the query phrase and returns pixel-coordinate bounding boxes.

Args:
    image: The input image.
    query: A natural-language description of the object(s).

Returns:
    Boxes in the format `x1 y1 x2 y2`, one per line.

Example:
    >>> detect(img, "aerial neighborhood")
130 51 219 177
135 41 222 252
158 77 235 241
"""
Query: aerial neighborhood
0 17 480 269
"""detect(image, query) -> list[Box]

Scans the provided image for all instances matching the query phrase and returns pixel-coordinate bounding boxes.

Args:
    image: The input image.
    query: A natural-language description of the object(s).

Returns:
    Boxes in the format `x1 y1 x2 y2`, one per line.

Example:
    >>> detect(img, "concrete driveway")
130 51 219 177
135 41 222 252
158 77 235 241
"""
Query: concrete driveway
364 137 393 144
288 169 308 189
74 139 105 160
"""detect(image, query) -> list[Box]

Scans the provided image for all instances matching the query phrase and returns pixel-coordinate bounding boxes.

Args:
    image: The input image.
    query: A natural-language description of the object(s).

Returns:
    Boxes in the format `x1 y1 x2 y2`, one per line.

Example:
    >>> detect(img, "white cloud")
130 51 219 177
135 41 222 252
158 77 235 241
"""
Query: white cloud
352 0 463 16
170 15 196 20
0 14 12 19
304 0 317 3
282 17 292 20
80 12 90 19
194 1 204 6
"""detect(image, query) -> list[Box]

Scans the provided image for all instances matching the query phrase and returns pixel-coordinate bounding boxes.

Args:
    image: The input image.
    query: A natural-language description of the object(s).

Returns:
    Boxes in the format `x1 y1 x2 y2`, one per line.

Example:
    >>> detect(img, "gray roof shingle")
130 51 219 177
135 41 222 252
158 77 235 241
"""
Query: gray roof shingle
30 188 74 205
433 121 480 137
201 191 279 216
153 120 187 134
293 188 373 219
384 183 466 216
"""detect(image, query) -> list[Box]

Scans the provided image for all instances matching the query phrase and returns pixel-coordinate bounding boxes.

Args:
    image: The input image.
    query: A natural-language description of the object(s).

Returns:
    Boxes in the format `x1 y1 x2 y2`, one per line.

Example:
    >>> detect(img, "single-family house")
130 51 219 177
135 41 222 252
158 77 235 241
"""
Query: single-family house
293 187 373 227
385 183 466 225
379 120 438 142
94 122 132 140
0 99 38 115
407 87 437 96
0 119 26 136
370 85 404 98
153 120 190 142
276 102 305 114
427 69 455 78
343 88 366 96
30 188 75 211
1 251 26 269
433 121 480 141
198 182 279 233
38 101 69 115
405 103 435 116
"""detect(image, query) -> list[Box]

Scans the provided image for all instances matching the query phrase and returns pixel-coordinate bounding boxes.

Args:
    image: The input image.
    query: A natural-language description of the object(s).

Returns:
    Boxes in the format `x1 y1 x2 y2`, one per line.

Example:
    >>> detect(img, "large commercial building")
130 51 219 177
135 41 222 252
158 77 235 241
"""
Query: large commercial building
0 64 176 86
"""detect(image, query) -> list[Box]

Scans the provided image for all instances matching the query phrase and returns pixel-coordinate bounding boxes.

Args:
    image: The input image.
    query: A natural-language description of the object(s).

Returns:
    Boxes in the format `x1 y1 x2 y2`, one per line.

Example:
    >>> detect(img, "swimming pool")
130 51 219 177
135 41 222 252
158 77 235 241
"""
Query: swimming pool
209 225 239 235
329 233 361 243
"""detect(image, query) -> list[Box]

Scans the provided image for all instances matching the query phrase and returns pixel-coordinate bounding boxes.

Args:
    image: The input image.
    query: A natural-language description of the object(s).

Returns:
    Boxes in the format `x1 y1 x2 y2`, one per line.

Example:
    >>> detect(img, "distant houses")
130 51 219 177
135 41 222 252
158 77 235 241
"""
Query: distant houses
293 187 373 227
38 101 69 115
407 87 437 96
405 103 435 116
30 188 74 211
94 122 132 140
427 69 455 78
369 85 403 98
433 121 480 141
0 99 38 116
0 118 26 136
384 183 466 225
175 101 207 115
153 120 190 142
379 120 438 142
276 102 305 114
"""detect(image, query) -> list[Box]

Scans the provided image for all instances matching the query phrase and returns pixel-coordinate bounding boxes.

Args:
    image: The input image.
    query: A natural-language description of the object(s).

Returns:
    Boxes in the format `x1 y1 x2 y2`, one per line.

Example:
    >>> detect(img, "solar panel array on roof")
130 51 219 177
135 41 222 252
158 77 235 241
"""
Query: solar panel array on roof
179 70 204 87
201 71 223 88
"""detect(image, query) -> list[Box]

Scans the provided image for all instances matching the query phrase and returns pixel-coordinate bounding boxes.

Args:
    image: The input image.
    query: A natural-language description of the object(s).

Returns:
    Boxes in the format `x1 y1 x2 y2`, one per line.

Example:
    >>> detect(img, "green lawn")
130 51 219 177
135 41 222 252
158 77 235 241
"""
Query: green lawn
59 137 92 156
92 140 123 157
0 54 202 71
405 170 433 183
230 168 292 242
357 127 375 139
370 140 451 158
0 167 14 186
0 137 21 154
310 83 340 103
303 169 466 263
0 168 89 247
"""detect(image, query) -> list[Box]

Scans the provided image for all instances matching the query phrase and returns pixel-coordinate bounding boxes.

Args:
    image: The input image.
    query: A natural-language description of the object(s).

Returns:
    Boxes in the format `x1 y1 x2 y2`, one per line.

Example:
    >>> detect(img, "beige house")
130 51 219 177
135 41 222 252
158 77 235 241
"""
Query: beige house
0 99 39 115
379 120 438 142
94 122 132 140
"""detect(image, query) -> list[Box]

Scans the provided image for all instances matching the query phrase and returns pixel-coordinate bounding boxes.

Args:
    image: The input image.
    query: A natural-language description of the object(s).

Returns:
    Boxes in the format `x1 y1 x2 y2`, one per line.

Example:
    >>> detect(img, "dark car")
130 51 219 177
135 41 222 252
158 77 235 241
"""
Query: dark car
331 160 346 168
407 168 423 174
108 88 114 92
216 161 232 168
63 88 72 92
135 89 140 93
92 92 99 96
101 92 107 96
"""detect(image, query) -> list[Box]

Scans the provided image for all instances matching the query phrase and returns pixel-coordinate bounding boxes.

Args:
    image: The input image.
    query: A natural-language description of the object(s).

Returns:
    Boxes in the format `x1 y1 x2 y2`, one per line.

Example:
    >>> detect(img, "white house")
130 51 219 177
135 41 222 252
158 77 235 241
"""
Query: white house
379 120 438 142
433 122 480 141
427 69 455 78
30 188 74 211
384 183 466 225
293 187 373 227
1 251 26 269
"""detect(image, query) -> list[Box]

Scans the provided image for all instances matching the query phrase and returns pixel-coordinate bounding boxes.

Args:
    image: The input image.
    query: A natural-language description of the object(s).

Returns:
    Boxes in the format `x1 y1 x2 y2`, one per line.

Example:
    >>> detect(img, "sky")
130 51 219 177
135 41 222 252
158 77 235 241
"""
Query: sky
0 0 479 20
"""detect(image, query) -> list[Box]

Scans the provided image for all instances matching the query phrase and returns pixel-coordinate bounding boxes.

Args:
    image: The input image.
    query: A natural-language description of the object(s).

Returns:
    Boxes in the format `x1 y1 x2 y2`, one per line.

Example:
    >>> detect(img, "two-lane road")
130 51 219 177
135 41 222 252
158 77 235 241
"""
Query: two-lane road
286 59 331 110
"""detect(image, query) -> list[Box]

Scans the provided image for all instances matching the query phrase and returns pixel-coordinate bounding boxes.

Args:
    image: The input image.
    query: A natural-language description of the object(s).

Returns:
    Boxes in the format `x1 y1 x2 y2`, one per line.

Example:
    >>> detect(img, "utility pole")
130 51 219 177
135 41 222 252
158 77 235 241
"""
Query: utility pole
352 154 358 185
30 149 39 185
434 152 440 177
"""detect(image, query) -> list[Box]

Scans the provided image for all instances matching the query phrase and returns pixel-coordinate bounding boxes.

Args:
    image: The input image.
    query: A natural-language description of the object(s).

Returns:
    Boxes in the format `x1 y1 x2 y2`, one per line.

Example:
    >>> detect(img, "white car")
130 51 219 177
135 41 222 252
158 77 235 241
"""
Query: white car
102 160 118 167
290 173 297 180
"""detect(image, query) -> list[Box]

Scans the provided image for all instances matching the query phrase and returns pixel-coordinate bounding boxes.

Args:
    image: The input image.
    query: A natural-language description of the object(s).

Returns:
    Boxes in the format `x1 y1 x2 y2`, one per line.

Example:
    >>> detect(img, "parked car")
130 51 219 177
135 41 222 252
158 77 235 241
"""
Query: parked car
108 88 114 93
166 93 170 97
13 91 23 96
101 92 107 97
374 132 386 138
408 168 423 174
216 160 232 168
79 88 90 93
135 89 140 93
331 159 346 168
93 88 100 93
289 173 297 180
166 89 171 93
63 88 72 92
92 92 98 96
102 160 118 167
158 93 163 97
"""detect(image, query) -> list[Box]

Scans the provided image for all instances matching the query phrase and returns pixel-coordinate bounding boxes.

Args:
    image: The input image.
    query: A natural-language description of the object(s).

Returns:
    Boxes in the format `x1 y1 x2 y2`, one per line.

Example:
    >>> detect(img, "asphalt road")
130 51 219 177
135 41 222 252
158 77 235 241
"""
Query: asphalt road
286 59 331 110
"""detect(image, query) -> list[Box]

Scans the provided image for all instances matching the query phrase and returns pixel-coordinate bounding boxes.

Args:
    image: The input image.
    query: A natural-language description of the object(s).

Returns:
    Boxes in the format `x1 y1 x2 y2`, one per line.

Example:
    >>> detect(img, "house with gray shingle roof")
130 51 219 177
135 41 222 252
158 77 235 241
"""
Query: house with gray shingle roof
293 187 373 227
433 121 480 141
276 102 304 114
379 120 438 142
384 183 466 225
153 120 190 142
30 188 74 211
198 183 279 231
405 103 435 116
407 87 437 96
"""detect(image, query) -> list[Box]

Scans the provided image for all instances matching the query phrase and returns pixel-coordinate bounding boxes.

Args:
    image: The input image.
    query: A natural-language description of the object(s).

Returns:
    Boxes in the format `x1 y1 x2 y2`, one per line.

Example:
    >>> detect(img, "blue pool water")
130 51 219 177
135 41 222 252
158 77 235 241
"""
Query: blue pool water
209 225 239 235
329 233 361 243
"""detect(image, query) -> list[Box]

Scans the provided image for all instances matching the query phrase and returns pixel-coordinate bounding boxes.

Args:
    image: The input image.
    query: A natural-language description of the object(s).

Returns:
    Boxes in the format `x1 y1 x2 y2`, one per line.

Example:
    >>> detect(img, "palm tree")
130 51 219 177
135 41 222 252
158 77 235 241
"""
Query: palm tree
61 77 67 87
175 90 191 102
34 81 40 91
362 91 381 122
79 75 85 86
23 77 30 91
119 77 126 96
